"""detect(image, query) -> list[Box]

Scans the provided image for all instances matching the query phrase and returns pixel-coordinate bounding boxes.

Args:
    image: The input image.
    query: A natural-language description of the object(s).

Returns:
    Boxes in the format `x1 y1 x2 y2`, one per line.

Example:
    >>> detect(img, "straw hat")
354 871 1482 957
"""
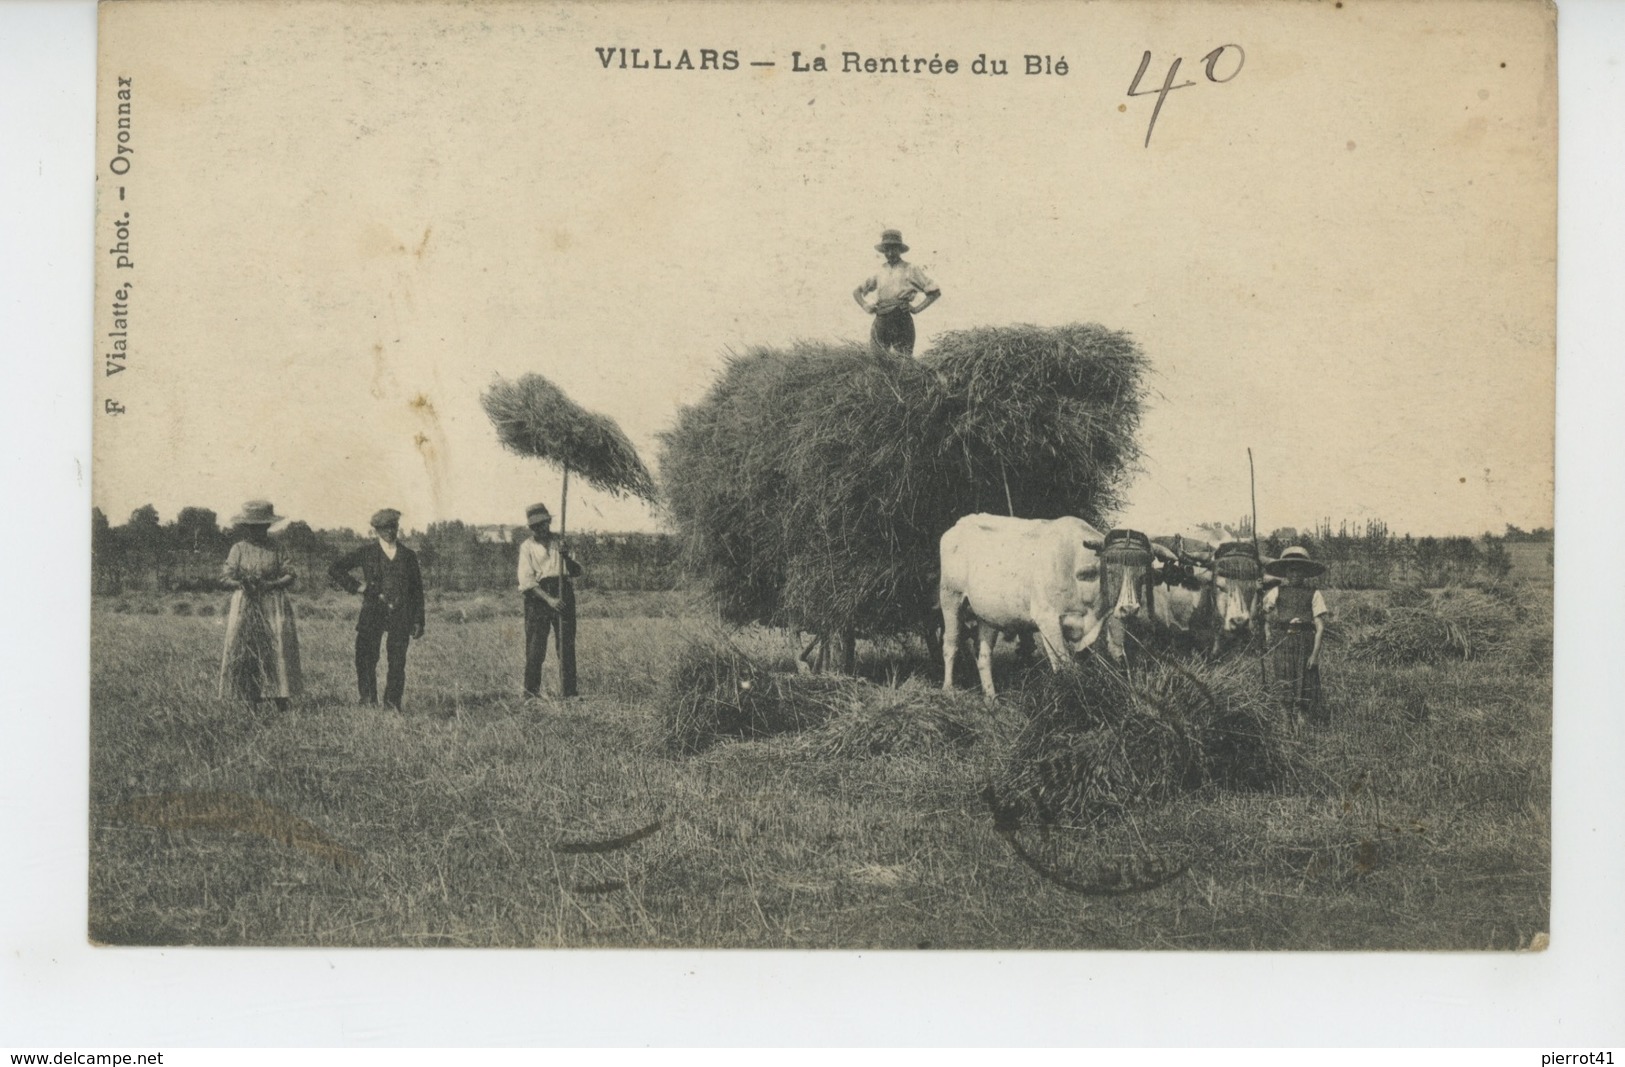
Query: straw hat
875 229 909 253
232 500 283 526
1264 545 1326 579
526 502 552 525
370 508 402 529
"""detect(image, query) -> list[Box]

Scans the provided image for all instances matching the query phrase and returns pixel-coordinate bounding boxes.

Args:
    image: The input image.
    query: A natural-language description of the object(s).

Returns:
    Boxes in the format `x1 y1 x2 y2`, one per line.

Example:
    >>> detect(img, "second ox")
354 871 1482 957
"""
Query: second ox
1146 538 1264 656
938 514 1164 698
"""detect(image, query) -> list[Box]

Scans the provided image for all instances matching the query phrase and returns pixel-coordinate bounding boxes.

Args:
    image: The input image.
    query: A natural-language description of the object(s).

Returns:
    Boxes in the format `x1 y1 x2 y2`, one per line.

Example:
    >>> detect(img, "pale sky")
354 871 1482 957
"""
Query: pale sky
94 0 1555 537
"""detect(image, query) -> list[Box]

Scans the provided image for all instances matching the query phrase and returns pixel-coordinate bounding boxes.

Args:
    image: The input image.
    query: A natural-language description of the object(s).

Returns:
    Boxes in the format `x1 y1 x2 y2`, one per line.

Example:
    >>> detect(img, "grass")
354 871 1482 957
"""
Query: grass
89 584 1550 949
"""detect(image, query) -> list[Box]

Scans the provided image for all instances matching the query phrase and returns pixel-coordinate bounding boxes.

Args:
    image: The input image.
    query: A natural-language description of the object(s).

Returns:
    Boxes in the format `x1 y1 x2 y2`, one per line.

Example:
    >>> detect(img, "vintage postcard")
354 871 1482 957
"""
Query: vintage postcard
90 0 1555 950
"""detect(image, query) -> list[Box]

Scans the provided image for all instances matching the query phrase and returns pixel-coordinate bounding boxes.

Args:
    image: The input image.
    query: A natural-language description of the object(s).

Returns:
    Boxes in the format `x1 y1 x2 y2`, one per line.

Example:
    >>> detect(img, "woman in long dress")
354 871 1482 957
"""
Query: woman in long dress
1261 545 1330 724
218 500 303 709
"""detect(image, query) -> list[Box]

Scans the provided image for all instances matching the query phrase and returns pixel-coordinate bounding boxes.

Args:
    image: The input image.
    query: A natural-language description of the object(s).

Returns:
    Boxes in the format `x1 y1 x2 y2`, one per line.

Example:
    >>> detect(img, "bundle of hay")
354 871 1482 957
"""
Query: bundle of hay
998 654 1298 825
1349 587 1517 666
658 324 1147 638
660 640 985 756
1387 584 1434 609
659 639 846 754
1334 595 1392 631
802 680 980 758
927 325 1146 517
482 374 657 502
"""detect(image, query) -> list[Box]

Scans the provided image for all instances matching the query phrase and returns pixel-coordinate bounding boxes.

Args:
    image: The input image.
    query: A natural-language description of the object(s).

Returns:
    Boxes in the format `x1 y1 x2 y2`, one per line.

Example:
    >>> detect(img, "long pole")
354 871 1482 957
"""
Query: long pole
1249 448 1267 687
1248 448 1259 550
557 463 569 662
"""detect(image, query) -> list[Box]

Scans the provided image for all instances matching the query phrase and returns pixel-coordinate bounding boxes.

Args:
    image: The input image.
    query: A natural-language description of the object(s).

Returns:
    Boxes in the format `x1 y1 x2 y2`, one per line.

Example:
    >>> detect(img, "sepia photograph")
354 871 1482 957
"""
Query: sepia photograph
85 0 1557 956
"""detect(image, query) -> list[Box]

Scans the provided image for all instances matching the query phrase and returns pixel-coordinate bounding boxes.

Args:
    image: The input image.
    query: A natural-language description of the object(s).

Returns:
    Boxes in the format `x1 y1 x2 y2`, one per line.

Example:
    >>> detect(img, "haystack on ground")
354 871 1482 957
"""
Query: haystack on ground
660 642 984 757
1349 587 1518 666
659 638 846 754
997 654 1301 826
658 325 1148 642
801 678 982 759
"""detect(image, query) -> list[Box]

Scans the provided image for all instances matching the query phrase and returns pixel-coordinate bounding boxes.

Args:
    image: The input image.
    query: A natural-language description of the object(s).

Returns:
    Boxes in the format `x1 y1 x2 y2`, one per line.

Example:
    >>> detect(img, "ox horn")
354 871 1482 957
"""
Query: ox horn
1151 542 1179 562
1082 538 1104 551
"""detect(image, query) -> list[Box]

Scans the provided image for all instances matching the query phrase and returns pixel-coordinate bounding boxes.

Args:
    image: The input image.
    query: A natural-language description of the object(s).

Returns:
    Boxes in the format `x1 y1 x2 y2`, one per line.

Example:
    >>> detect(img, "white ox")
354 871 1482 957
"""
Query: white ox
938 514 1158 698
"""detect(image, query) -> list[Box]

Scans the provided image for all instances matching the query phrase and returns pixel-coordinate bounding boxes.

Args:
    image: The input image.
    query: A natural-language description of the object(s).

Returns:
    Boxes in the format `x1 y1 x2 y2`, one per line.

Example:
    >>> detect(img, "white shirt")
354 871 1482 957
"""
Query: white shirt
517 536 567 592
859 261 938 311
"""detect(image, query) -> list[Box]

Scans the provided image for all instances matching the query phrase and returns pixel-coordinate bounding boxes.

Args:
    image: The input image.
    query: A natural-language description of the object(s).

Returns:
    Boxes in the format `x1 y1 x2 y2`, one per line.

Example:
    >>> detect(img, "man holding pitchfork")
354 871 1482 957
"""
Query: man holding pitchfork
518 502 584 699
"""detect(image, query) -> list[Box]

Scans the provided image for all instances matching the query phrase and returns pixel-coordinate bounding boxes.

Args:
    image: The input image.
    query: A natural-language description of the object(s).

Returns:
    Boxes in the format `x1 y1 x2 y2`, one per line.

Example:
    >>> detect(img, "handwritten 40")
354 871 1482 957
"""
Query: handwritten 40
1128 45 1244 148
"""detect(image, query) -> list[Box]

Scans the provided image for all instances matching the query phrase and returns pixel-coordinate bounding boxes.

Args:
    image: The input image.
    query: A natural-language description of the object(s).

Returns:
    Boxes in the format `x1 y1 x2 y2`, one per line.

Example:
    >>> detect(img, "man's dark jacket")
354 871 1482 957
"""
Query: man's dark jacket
328 542 426 634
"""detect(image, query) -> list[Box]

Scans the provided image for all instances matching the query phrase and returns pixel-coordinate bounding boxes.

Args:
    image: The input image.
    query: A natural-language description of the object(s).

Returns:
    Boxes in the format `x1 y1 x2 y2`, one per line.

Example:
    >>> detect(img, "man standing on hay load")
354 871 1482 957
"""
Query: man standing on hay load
328 508 426 711
1262 546 1331 724
853 229 940 356
518 502 584 700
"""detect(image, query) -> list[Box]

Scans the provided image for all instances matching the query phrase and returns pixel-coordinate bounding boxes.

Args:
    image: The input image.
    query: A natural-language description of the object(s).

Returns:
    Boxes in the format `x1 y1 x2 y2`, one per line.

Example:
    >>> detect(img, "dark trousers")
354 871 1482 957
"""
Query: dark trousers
871 308 915 355
524 589 577 698
356 623 412 708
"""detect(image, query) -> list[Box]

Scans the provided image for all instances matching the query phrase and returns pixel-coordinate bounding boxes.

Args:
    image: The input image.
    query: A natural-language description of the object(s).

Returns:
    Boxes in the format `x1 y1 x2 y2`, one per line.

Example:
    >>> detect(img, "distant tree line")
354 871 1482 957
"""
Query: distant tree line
1219 518 1523 589
90 506 680 595
1497 524 1553 543
92 505 1535 597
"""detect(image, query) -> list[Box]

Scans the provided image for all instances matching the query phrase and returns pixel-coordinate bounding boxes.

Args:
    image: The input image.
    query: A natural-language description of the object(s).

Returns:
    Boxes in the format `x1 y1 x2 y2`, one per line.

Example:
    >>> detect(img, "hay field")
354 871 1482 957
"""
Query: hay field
90 585 1549 949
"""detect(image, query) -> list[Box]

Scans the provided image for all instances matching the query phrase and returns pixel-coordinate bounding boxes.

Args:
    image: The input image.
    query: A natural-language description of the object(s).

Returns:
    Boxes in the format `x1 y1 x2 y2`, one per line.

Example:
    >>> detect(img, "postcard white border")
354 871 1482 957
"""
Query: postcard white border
2 0 1620 1047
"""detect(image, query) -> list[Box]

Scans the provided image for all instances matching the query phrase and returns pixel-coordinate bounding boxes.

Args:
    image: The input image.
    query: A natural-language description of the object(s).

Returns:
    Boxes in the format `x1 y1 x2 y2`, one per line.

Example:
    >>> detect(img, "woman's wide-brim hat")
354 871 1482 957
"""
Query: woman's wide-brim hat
1264 545 1326 578
875 228 909 253
232 499 284 526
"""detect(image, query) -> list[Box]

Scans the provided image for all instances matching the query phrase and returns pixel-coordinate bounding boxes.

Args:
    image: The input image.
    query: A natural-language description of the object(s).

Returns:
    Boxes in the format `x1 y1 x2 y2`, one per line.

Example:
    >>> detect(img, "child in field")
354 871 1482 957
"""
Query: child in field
218 500 303 710
1261 546 1330 724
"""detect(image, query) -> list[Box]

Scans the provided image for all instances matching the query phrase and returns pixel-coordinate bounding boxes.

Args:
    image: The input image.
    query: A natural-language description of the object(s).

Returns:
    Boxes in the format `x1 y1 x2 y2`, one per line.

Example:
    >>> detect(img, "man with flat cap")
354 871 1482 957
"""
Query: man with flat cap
329 508 426 710
517 502 583 699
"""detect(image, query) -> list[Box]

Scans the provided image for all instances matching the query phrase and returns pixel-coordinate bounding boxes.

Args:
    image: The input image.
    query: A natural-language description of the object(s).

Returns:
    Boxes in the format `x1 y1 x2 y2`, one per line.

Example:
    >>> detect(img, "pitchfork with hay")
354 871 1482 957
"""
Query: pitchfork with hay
481 373 658 672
